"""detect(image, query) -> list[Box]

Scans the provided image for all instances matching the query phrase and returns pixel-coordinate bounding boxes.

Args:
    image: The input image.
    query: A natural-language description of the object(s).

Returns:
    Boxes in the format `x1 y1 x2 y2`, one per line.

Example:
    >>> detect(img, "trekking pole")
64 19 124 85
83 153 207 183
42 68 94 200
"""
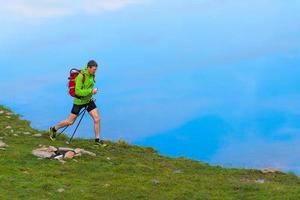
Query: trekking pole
56 107 87 138
65 98 95 144
66 105 88 144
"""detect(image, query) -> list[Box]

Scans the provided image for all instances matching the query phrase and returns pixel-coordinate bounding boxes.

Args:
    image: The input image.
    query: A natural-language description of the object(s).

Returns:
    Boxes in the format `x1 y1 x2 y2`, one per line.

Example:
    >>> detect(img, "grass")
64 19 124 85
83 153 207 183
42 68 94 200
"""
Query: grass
0 104 300 200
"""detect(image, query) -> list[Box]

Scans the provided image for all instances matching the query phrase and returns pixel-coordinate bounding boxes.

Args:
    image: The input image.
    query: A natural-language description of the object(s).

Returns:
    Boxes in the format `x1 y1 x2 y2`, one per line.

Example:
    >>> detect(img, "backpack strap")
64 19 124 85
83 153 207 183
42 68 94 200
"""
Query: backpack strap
79 70 86 87
82 72 86 84
75 72 87 99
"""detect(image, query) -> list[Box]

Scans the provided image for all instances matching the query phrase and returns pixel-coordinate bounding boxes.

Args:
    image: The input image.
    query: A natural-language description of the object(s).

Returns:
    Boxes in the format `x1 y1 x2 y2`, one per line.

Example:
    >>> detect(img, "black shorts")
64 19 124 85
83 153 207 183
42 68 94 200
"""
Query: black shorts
71 100 97 115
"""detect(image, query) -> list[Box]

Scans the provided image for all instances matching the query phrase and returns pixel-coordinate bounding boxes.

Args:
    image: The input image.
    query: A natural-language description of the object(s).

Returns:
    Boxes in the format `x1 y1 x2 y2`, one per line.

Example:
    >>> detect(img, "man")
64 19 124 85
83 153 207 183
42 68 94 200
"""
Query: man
49 60 106 146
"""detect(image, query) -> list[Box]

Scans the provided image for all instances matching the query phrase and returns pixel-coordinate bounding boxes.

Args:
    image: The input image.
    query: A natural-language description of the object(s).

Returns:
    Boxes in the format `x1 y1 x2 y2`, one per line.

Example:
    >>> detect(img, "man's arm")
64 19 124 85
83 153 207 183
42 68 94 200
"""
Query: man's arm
75 73 92 96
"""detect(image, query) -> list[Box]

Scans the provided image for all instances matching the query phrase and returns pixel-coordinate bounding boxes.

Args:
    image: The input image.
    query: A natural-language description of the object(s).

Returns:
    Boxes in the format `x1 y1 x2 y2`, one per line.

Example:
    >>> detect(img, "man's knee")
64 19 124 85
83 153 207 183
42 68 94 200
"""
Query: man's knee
66 119 75 125
94 116 100 124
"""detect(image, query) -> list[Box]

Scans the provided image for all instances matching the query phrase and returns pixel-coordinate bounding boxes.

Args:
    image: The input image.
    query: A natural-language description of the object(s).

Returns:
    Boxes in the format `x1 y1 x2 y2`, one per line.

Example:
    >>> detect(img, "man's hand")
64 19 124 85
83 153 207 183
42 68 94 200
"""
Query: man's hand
92 88 98 95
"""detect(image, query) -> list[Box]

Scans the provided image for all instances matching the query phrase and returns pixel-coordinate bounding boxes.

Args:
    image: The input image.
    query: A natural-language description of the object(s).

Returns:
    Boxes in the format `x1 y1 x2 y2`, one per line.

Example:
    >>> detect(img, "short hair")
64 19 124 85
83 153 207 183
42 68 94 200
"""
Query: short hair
87 60 98 68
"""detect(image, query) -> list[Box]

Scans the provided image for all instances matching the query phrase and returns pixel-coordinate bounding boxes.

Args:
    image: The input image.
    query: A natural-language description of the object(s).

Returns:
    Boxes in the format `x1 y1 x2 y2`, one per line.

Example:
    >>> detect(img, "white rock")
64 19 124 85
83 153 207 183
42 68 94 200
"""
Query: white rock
80 149 96 157
32 149 55 158
58 147 74 152
48 146 58 152
57 188 65 193
173 169 183 174
0 140 8 148
255 179 265 184
33 134 42 137
0 110 4 114
261 168 283 174
74 148 81 154
32 146 57 158
23 132 31 135
5 126 11 129
151 179 160 184
74 153 82 157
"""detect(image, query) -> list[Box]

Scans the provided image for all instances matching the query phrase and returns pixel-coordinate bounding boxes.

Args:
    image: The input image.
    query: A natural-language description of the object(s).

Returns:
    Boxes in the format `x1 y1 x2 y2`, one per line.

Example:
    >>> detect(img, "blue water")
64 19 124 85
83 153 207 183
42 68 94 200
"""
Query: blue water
1 0 300 175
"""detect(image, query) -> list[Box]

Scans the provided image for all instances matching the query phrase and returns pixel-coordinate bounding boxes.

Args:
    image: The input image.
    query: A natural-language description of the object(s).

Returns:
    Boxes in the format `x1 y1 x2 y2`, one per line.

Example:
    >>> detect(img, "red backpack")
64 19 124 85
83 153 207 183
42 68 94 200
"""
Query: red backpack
68 68 86 98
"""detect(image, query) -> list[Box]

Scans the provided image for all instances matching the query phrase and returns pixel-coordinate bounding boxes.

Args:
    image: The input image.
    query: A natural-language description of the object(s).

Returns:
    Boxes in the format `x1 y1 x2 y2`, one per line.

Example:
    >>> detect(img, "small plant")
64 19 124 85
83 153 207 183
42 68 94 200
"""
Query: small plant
116 139 130 148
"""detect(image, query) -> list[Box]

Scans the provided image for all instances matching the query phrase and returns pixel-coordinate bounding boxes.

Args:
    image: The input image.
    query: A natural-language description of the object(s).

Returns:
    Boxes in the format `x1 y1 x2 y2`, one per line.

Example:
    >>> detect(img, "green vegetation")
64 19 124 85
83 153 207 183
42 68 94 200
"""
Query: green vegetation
0 105 299 200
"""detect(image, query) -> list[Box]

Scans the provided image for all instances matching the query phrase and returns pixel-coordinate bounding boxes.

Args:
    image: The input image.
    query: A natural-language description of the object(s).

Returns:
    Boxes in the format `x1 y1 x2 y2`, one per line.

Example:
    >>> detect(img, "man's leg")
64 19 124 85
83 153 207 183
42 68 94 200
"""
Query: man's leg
54 113 78 130
53 103 83 131
89 108 106 146
49 113 78 140
88 108 101 139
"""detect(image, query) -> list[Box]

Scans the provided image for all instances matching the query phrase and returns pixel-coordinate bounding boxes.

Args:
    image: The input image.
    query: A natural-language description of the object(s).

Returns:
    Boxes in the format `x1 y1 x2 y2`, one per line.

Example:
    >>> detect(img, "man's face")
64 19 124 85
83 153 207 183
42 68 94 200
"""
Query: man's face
87 66 97 75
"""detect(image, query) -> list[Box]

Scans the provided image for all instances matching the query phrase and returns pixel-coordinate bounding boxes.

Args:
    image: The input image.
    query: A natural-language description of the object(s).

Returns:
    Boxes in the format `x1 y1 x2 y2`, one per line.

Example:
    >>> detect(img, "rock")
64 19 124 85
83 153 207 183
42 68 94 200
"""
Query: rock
106 157 111 160
6 112 13 115
39 146 54 152
173 169 183 174
6 116 11 119
48 146 58 152
59 147 95 156
58 147 74 152
23 132 31 135
33 134 42 137
0 137 3 140
33 146 96 162
80 149 96 157
151 179 160 185
255 179 265 184
74 148 81 154
13 133 18 137
5 126 11 129
0 140 8 148
103 183 110 188
32 146 57 158
261 168 283 174
57 188 65 193
0 110 4 114
32 149 55 158
64 151 75 160
74 153 82 157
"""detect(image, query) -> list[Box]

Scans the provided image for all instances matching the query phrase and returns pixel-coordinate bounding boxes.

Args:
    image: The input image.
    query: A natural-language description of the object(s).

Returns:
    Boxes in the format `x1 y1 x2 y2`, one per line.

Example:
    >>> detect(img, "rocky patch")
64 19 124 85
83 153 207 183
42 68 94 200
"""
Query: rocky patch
260 168 284 174
32 145 96 162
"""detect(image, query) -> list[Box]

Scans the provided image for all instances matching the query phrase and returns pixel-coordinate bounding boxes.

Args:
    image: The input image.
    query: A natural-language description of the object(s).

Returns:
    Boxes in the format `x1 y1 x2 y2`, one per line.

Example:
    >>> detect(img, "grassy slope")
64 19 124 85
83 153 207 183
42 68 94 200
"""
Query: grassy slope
0 105 300 200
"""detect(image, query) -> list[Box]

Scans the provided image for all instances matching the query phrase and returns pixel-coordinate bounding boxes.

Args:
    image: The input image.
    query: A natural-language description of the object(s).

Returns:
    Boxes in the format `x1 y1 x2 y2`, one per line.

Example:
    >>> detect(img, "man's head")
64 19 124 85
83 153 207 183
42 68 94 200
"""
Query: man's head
87 60 98 75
